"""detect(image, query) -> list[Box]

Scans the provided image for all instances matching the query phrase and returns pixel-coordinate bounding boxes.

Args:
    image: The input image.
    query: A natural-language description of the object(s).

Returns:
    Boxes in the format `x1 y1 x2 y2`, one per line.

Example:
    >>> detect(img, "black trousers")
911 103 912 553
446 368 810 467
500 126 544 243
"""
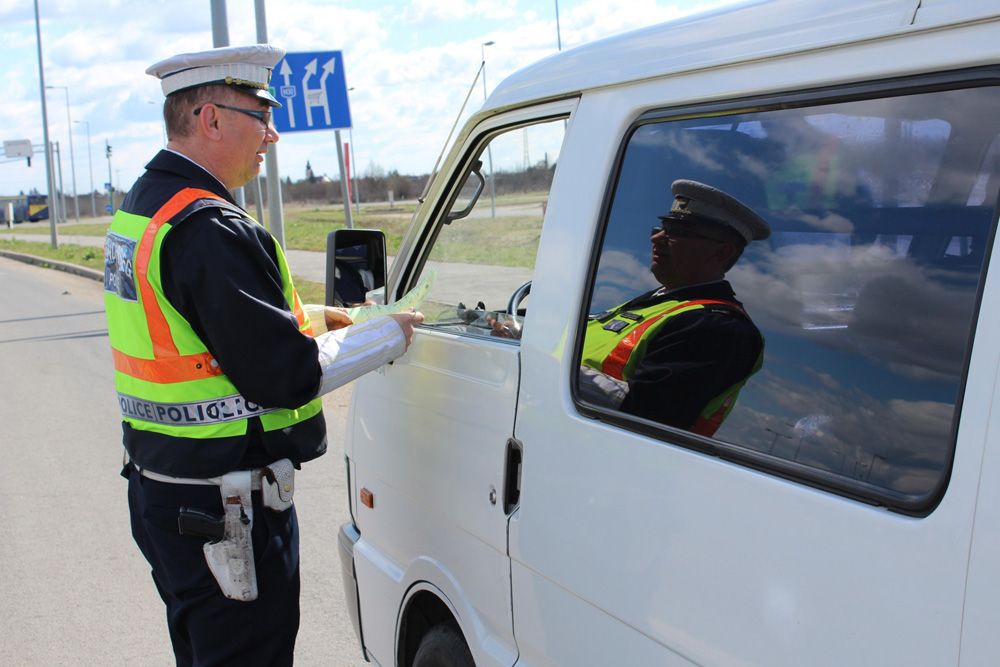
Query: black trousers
127 466 301 667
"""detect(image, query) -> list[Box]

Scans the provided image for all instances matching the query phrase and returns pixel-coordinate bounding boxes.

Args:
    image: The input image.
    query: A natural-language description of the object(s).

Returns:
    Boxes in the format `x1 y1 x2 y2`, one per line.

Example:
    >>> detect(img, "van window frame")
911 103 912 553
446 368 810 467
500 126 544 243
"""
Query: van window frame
571 66 1000 516
393 99 577 304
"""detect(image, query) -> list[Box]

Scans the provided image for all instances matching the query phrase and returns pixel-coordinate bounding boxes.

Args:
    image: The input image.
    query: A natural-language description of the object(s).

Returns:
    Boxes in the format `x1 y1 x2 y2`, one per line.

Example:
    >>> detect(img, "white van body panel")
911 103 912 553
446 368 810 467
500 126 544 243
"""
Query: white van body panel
506 54 996 662
340 1 1000 664
956 240 1000 664
351 332 520 667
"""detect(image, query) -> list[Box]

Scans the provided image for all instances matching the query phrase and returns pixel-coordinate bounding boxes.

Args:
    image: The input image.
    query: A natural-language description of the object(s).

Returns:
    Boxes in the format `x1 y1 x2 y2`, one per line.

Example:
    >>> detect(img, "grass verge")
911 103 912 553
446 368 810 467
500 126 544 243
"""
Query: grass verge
0 237 325 304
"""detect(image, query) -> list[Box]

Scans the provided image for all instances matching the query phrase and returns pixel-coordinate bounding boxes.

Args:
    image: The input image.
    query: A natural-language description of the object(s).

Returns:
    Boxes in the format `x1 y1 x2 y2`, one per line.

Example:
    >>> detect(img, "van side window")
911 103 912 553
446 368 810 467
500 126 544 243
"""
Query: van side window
576 86 1000 507
413 119 567 342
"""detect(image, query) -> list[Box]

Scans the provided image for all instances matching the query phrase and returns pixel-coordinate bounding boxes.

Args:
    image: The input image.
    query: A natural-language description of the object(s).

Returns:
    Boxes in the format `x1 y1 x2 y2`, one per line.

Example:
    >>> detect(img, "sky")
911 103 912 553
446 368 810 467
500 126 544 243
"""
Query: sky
2 0 744 199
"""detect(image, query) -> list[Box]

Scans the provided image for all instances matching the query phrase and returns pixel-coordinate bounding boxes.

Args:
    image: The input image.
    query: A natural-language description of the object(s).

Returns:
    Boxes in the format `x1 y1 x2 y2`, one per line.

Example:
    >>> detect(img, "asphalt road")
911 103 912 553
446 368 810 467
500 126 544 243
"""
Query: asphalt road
0 256 367 665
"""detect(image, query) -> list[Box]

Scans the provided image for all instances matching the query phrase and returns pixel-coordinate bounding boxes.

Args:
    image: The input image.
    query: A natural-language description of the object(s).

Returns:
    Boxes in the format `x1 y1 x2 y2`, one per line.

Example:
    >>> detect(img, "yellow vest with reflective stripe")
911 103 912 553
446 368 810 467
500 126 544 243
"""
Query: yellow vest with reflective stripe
582 297 762 436
104 188 322 440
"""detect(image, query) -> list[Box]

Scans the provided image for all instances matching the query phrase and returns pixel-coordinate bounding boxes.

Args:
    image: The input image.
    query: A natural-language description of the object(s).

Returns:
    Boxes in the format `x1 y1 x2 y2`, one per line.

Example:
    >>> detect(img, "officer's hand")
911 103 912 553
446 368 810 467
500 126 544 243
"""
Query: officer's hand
324 307 354 331
389 310 425 349
486 314 522 339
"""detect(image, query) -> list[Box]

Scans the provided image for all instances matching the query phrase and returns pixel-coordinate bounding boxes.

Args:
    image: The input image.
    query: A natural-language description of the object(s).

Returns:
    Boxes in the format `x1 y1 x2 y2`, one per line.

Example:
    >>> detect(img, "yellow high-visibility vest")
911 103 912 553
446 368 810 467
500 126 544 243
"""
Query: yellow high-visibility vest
104 187 322 439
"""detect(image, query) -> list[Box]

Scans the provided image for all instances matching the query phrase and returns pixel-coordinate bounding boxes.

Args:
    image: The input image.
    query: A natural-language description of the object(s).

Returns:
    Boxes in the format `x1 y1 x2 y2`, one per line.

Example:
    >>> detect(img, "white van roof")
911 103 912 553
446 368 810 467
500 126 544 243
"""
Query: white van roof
486 0 1000 111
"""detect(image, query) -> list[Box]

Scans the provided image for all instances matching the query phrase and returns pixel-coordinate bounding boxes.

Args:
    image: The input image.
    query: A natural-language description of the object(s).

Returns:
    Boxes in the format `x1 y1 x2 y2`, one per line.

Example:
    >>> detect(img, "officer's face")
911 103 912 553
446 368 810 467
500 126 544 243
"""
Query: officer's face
650 223 735 288
222 93 279 188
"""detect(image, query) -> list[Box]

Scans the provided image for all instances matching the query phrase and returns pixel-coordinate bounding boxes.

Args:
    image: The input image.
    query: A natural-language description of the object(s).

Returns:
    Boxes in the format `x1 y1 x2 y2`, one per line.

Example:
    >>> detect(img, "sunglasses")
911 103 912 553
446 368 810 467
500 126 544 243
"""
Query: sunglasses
651 223 730 244
194 102 272 127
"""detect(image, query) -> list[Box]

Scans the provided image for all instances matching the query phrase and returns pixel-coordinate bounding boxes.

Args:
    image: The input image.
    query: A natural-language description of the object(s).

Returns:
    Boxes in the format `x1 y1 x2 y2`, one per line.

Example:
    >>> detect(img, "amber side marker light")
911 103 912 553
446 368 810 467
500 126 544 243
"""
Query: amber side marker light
360 488 374 509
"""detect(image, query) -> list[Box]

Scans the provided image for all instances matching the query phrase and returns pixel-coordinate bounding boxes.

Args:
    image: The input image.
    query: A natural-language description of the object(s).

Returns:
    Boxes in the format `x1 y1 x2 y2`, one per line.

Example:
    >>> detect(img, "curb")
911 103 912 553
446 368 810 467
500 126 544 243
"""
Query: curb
0 248 103 283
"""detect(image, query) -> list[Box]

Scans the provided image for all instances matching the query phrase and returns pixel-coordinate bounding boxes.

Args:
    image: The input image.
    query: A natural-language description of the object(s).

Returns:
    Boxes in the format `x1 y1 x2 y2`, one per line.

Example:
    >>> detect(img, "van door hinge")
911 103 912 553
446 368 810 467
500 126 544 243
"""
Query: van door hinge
503 437 523 515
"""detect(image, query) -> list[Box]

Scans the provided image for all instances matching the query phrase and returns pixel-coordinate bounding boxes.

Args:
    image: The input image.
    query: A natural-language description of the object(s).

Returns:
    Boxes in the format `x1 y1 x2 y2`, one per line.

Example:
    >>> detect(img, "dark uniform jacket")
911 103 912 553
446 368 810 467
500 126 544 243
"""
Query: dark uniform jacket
119 150 326 477
618 280 763 430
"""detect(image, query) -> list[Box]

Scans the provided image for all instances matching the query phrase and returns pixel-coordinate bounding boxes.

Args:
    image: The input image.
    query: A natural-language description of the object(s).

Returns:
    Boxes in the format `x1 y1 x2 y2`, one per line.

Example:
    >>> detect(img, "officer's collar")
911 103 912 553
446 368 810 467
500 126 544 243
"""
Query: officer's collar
651 279 727 299
162 148 230 194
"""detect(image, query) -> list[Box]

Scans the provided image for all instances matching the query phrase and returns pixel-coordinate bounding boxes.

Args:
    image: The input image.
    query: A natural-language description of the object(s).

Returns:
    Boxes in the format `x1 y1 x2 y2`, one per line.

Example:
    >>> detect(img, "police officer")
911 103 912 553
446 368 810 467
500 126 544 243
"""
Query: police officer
580 179 768 435
104 45 422 666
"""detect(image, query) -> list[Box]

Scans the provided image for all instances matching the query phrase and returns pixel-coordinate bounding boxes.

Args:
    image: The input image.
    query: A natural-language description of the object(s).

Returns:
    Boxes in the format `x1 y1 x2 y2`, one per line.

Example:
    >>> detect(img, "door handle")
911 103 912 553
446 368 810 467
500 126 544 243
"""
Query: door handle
503 437 523 514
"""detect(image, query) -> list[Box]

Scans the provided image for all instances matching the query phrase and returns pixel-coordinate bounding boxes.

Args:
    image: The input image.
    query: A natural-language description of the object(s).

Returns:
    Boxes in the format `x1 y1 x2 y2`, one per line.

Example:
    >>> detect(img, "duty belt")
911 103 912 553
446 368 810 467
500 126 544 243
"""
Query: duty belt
136 465 266 490
129 457 296 603
117 391 277 426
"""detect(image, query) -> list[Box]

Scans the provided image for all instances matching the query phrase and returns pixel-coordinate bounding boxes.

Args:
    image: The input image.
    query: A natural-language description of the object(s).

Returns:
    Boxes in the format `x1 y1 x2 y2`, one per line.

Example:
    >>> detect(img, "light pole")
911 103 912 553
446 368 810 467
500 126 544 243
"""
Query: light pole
33 0 58 248
555 0 563 51
145 99 167 145
74 120 97 218
105 139 114 215
46 85 80 223
348 87 361 215
481 40 496 219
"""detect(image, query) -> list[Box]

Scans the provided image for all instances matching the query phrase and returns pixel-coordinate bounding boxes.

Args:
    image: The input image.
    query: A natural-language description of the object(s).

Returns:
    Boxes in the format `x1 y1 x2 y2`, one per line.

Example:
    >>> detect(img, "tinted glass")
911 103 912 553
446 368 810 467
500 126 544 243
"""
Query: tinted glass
578 86 1000 504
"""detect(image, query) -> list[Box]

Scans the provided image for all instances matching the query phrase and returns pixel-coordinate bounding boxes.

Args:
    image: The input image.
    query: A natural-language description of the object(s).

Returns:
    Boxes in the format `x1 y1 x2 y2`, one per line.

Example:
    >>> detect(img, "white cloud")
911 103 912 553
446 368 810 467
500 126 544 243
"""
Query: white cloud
4 0 746 196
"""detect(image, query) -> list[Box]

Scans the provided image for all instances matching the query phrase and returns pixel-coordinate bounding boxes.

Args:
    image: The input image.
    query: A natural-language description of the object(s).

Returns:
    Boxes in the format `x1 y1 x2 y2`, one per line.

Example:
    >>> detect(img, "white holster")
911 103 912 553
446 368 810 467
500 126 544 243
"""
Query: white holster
137 458 297 602
204 471 258 602
262 458 295 511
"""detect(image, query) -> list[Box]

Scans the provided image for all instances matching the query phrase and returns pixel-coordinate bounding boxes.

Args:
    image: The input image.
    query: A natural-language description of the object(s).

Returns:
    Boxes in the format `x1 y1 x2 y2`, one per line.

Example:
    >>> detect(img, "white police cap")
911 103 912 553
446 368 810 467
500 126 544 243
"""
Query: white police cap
660 179 770 243
146 44 285 107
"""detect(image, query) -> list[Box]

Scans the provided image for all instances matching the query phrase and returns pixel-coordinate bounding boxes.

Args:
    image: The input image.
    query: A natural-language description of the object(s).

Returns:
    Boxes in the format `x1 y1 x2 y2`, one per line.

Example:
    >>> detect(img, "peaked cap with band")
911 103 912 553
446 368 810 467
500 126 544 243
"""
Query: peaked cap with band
660 179 770 243
146 44 285 107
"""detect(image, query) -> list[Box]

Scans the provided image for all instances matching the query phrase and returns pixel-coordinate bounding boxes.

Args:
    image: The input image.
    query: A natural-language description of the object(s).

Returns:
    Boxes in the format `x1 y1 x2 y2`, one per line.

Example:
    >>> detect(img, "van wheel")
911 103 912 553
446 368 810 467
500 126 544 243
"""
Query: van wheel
412 624 475 667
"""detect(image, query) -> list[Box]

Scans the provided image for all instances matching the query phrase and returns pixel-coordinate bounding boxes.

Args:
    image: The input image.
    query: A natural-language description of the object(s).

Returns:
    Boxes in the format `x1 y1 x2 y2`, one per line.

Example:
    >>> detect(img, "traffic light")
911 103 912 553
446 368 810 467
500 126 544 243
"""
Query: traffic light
105 142 112 158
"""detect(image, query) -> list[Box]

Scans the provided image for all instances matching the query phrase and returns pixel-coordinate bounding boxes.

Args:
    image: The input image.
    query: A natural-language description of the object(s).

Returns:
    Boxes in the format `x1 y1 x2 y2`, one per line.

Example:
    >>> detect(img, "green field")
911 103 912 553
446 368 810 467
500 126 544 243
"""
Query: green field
0 238 105 272
2 192 548 266
0 237 327 304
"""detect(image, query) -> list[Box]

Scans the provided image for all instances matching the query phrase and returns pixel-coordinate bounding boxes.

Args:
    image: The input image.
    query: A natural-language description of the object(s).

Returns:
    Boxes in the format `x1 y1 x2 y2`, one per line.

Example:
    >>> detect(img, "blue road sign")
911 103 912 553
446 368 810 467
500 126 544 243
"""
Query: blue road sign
105 204 113 214
271 51 351 133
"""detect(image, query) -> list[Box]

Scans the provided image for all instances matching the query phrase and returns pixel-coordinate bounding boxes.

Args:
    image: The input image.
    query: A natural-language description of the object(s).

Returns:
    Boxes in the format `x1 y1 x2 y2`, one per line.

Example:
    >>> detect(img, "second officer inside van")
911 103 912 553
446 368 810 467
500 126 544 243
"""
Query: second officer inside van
579 179 769 436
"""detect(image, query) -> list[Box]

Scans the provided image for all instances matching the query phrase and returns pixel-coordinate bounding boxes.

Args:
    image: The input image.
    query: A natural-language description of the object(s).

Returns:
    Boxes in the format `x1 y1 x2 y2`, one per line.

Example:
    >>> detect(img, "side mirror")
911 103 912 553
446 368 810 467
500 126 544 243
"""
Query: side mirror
325 229 387 307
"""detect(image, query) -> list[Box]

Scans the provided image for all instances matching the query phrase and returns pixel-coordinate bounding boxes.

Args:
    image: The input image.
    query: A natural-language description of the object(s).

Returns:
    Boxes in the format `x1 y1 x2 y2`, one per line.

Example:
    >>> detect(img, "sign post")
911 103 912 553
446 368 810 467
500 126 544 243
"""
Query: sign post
272 50 354 228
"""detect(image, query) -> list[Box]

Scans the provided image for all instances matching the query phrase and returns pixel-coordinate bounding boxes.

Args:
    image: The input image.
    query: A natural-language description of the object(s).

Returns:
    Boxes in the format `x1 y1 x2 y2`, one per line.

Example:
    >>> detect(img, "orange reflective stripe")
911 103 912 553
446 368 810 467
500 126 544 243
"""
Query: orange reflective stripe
135 188 224 358
291 290 314 336
601 300 738 380
690 395 735 437
112 348 224 383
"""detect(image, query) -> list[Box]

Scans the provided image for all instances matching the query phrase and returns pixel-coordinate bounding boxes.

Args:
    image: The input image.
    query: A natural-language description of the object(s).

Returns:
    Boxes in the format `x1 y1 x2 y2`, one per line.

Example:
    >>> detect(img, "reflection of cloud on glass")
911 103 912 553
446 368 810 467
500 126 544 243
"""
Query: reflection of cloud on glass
719 367 953 496
731 241 975 382
792 212 854 233
590 250 659 313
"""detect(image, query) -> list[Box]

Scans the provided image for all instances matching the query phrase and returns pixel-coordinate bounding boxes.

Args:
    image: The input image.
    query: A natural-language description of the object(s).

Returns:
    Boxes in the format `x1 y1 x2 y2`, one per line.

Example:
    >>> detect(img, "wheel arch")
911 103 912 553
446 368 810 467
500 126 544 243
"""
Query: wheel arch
396 581 469 667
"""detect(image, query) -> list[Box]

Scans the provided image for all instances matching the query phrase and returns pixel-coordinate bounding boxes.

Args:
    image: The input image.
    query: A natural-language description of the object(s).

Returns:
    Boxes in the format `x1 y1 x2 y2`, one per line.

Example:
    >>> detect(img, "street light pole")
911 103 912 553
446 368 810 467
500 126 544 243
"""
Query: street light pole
555 0 563 51
74 120 96 218
347 86 361 216
33 0 58 248
46 85 80 223
481 40 496 220
105 139 114 214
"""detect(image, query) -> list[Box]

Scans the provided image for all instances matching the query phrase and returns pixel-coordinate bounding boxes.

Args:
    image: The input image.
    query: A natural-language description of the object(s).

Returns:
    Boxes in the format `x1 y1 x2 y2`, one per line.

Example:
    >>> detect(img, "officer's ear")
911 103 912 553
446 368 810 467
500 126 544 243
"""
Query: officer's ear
716 240 744 273
193 103 224 141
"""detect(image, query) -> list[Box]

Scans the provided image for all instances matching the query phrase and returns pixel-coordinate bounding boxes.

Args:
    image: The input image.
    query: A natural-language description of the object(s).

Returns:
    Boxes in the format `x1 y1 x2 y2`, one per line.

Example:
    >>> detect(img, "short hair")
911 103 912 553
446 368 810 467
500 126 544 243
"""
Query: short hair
162 84 236 140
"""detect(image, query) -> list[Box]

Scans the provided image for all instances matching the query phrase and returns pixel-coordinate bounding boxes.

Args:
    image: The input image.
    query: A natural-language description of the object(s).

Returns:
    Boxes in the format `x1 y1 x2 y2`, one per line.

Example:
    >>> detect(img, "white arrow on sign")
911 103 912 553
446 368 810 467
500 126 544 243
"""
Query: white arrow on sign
279 60 296 128
301 56 335 126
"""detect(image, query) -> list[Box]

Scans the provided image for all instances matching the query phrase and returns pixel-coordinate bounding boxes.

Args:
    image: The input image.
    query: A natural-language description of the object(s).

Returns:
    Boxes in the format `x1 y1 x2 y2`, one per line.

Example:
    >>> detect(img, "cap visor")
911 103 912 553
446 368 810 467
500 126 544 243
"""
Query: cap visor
251 87 282 108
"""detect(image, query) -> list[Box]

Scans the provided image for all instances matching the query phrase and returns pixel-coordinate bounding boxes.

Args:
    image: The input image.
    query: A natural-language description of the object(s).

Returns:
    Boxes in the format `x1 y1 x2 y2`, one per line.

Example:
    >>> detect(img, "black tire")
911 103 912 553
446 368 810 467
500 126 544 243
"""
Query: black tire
411 624 475 667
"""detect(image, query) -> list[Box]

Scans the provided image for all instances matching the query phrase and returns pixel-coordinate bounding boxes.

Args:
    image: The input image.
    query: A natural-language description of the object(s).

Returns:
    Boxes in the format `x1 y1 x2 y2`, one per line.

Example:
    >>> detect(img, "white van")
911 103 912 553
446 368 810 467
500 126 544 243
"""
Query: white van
334 1 1000 664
